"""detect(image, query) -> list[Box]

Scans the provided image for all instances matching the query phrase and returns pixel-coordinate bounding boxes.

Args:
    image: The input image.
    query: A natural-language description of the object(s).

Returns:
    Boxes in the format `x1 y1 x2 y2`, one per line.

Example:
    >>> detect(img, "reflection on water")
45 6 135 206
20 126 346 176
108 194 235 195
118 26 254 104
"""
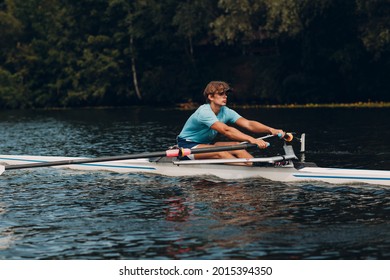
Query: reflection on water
0 168 390 259
0 202 15 251
0 107 389 259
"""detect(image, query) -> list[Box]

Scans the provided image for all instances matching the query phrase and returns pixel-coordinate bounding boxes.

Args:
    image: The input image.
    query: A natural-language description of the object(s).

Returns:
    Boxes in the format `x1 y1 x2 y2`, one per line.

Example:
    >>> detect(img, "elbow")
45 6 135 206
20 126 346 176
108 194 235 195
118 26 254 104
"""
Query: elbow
221 126 234 137
222 127 242 140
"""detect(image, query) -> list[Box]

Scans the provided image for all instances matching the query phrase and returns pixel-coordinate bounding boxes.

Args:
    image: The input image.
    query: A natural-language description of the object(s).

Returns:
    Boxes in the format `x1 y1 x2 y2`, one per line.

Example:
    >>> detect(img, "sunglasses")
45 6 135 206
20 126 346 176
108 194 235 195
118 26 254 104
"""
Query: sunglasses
216 89 231 96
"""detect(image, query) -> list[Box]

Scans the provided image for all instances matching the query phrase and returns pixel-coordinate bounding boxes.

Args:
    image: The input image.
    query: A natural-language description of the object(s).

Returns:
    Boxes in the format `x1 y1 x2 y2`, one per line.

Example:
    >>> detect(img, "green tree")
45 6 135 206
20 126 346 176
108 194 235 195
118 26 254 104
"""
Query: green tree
356 0 390 59
210 0 266 45
0 0 389 108
0 0 22 50
172 0 216 57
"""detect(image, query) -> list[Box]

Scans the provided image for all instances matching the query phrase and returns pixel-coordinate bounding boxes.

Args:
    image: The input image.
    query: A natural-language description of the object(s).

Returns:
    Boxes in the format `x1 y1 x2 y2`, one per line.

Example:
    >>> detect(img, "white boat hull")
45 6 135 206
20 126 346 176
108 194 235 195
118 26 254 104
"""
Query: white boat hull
1 155 390 186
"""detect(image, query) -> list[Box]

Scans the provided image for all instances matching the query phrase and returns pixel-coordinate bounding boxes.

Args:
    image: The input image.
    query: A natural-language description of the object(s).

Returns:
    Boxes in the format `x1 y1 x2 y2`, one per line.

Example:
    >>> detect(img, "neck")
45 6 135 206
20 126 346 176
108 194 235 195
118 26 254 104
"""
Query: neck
209 103 222 115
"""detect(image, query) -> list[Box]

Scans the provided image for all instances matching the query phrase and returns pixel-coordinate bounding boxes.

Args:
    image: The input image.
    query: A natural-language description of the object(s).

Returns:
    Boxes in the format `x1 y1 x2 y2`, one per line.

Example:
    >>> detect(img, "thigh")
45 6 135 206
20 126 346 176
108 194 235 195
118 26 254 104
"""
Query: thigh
214 141 253 158
193 143 234 160
193 142 253 159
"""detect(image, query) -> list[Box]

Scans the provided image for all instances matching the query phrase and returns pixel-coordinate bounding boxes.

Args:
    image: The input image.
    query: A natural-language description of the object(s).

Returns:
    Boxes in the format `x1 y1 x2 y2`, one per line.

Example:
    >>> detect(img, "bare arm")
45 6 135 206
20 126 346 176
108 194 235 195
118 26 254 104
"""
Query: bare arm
235 117 284 136
210 121 269 148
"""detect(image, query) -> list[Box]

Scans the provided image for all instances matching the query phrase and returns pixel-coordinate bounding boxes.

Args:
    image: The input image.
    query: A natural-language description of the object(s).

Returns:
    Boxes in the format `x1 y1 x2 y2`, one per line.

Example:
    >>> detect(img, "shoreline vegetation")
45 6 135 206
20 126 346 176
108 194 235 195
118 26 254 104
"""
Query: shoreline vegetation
178 101 390 110
240 101 390 109
1 1 389 110
2 101 389 112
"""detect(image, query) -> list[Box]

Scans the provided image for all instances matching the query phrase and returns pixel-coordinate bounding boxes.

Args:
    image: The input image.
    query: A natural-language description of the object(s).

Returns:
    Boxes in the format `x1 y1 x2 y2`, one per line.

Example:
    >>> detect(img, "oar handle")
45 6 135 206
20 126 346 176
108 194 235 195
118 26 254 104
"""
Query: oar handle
240 132 293 147
240 134 274 145
278 132 293 142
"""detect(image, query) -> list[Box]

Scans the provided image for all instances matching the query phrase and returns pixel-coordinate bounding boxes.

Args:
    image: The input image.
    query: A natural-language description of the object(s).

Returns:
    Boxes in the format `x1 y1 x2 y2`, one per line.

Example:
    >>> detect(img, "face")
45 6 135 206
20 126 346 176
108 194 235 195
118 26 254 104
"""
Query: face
208 91 228 106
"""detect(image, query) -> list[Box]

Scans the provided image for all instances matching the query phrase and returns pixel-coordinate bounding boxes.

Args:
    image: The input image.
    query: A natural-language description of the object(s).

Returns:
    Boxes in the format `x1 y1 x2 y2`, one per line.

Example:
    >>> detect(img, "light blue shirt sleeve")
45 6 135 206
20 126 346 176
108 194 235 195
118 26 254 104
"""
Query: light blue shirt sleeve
222 106 241 124
197 105 219 127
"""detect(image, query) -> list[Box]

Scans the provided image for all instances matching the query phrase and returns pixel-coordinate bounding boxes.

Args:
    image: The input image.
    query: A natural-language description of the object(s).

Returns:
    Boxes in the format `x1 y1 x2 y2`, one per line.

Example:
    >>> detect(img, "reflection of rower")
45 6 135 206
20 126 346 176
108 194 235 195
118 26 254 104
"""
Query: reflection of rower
163 197 198 258
0 202 15 250
165 197 191 222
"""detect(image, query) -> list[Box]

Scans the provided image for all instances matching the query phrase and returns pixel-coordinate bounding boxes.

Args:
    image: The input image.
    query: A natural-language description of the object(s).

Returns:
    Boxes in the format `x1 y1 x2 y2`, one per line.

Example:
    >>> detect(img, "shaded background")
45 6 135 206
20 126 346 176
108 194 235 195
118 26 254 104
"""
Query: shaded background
0 0 389 109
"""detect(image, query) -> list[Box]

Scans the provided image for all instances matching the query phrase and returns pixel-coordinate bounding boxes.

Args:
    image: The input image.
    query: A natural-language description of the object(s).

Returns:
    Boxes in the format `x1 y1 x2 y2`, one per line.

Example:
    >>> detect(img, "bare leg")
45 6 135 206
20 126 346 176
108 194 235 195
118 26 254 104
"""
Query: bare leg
214 141 253 159
193 142 253 165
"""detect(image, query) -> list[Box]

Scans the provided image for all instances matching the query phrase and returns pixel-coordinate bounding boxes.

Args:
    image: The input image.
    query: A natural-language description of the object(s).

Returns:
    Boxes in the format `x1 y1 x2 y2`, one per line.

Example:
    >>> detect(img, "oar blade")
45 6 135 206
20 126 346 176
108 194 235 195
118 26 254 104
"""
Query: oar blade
0 165 4 175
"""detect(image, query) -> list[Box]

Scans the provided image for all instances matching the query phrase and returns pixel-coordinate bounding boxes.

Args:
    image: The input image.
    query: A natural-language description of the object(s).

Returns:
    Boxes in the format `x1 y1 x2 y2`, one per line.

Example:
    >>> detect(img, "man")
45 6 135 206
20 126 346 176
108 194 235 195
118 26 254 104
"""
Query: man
177 81 285 160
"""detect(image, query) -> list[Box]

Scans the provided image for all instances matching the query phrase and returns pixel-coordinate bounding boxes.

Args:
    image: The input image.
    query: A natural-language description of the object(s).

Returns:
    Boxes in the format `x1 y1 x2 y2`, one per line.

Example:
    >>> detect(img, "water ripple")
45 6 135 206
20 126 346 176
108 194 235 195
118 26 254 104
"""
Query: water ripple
0 108 389 259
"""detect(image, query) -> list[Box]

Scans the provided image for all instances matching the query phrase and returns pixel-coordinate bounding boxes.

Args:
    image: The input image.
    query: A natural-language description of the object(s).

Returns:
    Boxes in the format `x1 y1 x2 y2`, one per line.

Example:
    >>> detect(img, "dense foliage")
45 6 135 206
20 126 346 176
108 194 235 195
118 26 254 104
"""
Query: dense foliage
0 0 389 108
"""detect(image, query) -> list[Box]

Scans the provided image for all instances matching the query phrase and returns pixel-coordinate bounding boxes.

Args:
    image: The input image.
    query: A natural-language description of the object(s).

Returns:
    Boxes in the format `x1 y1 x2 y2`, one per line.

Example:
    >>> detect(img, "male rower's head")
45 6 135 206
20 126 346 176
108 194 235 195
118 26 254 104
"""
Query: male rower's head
203 81 231 103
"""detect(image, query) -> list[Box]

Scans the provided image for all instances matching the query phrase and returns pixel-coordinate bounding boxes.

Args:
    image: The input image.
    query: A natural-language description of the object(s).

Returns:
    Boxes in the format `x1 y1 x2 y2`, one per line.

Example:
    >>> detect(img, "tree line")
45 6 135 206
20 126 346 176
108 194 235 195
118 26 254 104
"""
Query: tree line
0 0 389 109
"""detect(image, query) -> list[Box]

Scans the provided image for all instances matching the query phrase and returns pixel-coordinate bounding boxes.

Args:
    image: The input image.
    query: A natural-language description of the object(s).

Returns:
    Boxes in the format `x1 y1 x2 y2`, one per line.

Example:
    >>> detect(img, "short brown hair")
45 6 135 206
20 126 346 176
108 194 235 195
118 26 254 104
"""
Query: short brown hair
203 81 231 103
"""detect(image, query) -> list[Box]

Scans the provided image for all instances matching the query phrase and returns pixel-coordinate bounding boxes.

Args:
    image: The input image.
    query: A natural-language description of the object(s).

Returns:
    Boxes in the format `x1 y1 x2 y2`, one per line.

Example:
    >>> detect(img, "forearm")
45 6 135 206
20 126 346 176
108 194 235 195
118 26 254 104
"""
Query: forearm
247 120 275 134
221 126 256 143
235 118 278 135
211 121 270 149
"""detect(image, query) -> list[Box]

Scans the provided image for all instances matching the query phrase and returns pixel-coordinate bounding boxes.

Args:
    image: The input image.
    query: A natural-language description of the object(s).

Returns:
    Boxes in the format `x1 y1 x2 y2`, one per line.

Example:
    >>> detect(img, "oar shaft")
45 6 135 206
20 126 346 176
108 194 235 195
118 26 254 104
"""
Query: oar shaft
4 151 167 170
3 143 257 171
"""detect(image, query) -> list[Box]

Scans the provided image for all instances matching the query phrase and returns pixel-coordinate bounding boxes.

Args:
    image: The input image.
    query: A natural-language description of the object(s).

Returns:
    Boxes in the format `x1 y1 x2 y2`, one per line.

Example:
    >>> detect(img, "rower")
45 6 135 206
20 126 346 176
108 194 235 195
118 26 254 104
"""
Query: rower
176 81 287 163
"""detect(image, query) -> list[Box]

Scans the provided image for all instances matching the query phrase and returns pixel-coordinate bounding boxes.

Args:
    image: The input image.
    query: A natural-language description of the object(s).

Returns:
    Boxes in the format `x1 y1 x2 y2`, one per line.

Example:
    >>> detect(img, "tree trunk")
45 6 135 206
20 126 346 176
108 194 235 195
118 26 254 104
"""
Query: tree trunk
130 35 142 101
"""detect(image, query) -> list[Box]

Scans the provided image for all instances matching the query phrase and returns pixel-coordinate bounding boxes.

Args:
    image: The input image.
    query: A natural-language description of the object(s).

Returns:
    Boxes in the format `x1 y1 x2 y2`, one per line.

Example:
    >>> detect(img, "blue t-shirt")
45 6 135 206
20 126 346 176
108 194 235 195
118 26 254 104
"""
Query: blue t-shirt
178 104 242 144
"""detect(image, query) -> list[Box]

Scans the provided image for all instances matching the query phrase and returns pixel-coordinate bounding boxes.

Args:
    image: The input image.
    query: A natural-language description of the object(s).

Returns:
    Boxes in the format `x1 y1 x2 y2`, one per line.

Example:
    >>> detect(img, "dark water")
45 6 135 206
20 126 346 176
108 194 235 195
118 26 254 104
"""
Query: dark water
0 107 389 259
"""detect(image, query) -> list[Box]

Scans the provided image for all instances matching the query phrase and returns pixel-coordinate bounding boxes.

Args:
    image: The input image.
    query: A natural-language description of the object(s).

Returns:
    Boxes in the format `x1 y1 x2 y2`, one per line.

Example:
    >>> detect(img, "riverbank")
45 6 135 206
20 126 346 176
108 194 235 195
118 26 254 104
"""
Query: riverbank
1 101 389 111
177 101 390 110
252 101 390 109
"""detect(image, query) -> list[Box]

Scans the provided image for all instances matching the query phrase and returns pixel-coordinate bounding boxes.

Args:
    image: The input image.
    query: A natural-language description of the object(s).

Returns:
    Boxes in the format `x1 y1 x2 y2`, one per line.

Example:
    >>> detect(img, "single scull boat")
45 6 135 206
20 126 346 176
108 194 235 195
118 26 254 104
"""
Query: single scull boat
0 139 389 186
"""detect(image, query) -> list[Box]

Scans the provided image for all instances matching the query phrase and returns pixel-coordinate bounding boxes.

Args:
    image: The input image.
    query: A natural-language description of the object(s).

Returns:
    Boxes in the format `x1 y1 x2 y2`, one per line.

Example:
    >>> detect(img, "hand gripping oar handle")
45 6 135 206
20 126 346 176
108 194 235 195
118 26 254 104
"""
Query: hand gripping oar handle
1 142 258 172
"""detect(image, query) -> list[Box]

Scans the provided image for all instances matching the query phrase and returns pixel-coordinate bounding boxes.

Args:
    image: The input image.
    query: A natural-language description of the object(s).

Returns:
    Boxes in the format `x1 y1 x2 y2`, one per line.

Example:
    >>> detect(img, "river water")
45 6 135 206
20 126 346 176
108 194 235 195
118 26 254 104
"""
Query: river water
0 107 389 259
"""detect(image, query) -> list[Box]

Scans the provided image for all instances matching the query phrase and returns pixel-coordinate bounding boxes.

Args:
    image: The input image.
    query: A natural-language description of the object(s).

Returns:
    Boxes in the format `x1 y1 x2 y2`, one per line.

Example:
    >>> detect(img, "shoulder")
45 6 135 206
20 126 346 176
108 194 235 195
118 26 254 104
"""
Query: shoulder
197 104 212 112
221 106 235 113
195 104 218 126
221 106 241 122
195 104 214 116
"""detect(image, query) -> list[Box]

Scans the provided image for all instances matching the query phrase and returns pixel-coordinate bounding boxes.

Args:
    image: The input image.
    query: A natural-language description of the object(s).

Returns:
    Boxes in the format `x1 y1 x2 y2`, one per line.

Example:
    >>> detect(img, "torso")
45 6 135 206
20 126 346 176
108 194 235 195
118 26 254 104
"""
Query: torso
178 104 241 144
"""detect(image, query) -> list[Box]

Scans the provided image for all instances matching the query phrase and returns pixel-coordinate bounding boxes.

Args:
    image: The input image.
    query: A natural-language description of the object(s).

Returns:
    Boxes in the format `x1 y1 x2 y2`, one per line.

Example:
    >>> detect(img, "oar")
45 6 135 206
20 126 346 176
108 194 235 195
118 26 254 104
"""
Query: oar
0 142 259 175
240 132 292 144
0 133 293 175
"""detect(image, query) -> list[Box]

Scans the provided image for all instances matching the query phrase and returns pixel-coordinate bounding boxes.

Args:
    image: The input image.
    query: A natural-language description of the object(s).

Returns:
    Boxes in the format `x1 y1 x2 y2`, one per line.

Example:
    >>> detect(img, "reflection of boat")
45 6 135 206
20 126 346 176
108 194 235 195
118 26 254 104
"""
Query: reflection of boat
1 143 389 186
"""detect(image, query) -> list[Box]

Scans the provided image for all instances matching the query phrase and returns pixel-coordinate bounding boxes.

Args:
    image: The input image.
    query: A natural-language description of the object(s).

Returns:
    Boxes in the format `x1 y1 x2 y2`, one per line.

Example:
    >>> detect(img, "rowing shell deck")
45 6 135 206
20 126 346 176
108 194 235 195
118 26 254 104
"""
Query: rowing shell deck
1 154 389 186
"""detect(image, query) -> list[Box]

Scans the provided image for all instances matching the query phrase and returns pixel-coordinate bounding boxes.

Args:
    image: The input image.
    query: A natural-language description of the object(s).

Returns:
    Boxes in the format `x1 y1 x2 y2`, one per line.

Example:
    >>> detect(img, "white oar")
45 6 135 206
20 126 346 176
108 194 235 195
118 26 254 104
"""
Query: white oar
0 142 259 175
241 132 293 145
